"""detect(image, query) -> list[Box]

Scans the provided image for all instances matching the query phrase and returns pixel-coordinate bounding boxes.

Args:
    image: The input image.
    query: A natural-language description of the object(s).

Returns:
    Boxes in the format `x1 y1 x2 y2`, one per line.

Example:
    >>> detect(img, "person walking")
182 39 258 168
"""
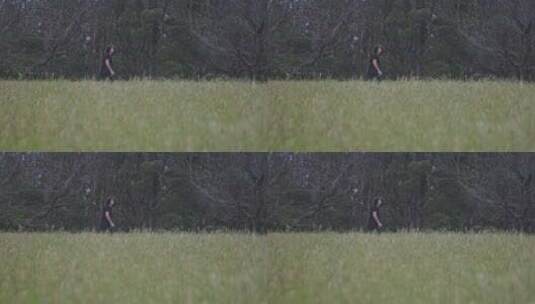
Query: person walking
366 46 385 80
367 197 384 232
100 196 116 232
99 45 116 81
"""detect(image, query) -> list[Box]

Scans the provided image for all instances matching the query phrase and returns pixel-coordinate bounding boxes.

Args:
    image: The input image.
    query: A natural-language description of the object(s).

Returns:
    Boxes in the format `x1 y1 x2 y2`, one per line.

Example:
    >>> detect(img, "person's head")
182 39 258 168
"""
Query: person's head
106 196 115 207
374 196 383 208
373 45 384 56
105 45 115 56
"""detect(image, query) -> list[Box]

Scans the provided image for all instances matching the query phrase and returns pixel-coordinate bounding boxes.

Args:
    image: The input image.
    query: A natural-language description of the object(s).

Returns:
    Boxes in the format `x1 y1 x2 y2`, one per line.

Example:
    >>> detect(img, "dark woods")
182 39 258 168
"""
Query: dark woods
1 0 535 80
0 153 533 233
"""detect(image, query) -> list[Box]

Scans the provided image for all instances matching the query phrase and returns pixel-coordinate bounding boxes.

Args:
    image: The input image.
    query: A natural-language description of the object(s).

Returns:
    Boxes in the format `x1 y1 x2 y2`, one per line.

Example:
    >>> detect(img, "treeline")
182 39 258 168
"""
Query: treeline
0 153 533 232
1 0 534 80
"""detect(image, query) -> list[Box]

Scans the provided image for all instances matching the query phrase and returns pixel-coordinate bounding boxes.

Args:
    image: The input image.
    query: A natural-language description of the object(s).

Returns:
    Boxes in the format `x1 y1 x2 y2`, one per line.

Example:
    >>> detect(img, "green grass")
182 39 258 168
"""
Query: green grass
1 80 534 151
0 233 533 304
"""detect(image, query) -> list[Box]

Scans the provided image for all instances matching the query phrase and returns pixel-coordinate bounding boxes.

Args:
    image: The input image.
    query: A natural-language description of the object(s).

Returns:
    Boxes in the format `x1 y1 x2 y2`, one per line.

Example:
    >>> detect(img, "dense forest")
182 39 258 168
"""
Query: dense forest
0 153 533 232
1 0 534 80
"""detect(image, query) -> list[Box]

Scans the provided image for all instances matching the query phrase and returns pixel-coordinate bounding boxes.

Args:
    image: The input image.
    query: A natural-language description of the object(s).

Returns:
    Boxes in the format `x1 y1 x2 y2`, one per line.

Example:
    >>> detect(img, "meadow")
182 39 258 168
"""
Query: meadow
1 80 533 151
0 232 533 304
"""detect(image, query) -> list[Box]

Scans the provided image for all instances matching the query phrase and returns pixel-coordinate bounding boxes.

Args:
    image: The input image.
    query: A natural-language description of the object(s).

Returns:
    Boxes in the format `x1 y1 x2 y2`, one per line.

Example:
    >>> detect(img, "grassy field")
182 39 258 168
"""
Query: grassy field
1 80 533 151
0 233 533 304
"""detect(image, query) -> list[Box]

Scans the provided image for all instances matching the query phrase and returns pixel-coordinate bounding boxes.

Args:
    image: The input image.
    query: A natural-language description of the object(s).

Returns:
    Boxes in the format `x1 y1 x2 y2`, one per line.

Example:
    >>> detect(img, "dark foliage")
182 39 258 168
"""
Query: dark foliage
1 153 533 232
1 0 534 80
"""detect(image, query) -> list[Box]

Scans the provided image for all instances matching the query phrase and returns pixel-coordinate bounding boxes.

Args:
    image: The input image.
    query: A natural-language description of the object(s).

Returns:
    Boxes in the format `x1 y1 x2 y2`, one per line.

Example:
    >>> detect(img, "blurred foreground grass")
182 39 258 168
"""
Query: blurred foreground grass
1 80 533 151
0 232 533 304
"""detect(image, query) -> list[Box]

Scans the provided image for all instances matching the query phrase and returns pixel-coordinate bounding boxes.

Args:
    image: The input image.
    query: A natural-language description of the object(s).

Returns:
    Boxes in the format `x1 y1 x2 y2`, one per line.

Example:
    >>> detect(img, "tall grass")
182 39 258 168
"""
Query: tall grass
0 233 533 304
1 80 533 151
